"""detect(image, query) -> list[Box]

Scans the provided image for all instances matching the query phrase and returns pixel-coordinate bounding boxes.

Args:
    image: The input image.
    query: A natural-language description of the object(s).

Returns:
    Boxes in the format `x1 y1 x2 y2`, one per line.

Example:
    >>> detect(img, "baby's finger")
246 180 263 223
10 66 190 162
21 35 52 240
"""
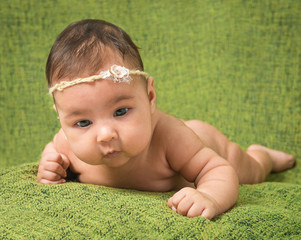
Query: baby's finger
167 196 178 208
167 198 177 212
46 153 65 165
60 154 70 170
39 178 66 185
176 197 193 216
169 191 186 208
187 203 205 218
38 170 64 182
43 162 67 178
43 152 62 162
201 208 215 220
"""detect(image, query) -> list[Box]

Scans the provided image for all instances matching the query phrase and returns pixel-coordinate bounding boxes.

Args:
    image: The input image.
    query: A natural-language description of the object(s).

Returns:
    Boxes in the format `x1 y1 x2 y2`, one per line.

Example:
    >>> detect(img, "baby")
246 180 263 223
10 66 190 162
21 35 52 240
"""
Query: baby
37 19 295 220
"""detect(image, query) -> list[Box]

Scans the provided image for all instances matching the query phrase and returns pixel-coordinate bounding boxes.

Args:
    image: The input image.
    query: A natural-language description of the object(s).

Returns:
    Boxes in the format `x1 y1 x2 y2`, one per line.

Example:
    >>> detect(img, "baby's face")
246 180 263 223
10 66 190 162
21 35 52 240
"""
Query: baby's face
53 67 156 167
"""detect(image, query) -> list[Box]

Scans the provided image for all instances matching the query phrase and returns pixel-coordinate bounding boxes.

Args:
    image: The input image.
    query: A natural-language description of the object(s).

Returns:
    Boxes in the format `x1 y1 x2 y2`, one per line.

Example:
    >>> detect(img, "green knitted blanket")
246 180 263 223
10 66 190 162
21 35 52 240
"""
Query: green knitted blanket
1 0 300 239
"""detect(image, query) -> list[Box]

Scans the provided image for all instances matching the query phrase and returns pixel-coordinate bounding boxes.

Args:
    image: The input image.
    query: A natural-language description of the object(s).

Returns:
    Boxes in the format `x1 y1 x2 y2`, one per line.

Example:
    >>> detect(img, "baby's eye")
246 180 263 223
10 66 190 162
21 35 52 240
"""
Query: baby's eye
76 120 92 128
114 108 129 117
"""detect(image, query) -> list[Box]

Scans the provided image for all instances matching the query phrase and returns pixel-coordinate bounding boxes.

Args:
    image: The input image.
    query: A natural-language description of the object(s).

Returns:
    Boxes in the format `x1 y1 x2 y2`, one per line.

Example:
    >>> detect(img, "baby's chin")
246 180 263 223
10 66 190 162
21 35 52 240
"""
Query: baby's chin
76 154 128 168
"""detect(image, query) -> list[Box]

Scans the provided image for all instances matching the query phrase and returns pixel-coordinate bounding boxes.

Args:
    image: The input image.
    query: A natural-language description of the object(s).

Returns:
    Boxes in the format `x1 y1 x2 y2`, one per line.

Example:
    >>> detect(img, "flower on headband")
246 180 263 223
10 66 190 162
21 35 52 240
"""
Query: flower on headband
109 65 131 83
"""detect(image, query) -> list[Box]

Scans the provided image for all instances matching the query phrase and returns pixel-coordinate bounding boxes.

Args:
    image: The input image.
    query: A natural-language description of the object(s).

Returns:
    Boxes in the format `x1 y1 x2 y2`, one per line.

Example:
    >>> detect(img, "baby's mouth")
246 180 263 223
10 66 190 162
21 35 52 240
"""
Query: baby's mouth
104 151 121 159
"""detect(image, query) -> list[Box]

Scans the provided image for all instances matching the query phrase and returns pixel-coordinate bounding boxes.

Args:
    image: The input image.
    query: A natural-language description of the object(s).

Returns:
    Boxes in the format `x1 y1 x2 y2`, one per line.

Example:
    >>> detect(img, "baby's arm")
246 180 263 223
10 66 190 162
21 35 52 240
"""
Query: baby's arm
37 129 70 184
166 122 239 219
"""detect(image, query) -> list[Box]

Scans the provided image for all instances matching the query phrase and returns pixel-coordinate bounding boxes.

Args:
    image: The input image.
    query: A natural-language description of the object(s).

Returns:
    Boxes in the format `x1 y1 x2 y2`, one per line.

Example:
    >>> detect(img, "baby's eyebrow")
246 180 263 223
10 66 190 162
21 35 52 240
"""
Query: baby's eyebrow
63 110 90 119
109 94 135 104
62 95 135 119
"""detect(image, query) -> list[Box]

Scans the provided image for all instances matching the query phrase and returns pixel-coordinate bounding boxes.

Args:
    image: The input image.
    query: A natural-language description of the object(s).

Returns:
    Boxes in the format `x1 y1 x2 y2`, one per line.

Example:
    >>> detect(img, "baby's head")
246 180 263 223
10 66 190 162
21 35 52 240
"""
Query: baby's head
46 20 157 166
46 19 145 91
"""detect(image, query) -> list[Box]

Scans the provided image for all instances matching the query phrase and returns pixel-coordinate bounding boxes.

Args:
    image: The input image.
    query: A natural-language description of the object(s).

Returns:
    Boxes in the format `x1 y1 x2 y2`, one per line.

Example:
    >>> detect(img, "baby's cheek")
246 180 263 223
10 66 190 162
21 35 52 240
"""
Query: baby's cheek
125 123 152 153
70 140 99 164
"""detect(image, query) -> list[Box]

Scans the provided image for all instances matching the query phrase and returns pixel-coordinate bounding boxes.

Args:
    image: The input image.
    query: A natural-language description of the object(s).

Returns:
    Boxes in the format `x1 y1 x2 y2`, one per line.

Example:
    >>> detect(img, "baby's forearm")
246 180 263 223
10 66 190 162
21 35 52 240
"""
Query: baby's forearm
196 164 239 215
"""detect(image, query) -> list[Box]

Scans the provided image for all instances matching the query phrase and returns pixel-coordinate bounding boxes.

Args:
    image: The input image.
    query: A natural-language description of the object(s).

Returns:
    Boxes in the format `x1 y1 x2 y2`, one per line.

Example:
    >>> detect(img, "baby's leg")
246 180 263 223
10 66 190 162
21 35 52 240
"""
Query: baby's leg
247 145 295 173
184 120 295 184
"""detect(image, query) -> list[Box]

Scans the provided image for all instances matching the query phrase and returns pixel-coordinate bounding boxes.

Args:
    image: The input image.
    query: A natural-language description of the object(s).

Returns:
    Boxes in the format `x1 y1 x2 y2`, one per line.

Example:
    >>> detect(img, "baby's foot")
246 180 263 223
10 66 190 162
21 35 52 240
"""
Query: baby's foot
247 144 295 172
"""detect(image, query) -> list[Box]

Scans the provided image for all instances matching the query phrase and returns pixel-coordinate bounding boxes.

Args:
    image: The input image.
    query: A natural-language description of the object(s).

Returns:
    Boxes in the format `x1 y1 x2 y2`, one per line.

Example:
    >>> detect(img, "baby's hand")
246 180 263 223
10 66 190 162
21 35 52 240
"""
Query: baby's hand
37 152 70 184
168 187 219 219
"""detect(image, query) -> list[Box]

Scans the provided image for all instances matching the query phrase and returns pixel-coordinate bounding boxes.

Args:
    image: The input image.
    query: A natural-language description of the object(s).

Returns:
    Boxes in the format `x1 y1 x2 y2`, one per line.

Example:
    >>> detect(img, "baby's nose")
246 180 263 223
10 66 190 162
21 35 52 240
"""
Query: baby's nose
97 125 118 143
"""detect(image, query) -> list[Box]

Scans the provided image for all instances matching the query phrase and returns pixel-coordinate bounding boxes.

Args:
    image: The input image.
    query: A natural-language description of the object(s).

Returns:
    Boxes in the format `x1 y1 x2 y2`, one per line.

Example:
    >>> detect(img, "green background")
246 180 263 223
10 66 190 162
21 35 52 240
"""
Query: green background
0 0 300 239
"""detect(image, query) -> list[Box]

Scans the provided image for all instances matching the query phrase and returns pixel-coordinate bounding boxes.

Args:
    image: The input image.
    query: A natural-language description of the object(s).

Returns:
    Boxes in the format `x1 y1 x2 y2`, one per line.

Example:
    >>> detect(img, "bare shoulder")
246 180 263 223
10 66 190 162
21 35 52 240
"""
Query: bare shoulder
154 110 205 171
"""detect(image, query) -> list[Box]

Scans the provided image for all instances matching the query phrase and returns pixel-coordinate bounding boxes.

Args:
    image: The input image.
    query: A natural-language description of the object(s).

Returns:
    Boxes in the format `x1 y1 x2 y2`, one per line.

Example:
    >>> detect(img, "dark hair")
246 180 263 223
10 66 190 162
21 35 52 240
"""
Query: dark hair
46 19 144 87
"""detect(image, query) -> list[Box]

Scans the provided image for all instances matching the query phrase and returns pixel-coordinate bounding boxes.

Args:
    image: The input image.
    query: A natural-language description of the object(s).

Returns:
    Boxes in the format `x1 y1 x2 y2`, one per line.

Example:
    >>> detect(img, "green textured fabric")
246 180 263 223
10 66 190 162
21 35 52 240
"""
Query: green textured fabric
0 0 300 239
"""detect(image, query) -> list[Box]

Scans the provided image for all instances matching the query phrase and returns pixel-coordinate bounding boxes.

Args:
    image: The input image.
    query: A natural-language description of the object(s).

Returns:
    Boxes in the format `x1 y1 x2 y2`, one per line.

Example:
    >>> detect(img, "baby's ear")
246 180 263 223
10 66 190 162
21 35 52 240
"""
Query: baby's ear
147 76 157 113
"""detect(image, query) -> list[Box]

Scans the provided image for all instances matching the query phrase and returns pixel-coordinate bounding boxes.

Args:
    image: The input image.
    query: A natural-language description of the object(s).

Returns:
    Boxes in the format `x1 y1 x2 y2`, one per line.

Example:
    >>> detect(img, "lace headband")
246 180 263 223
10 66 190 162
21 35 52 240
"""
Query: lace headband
49 65 148 94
